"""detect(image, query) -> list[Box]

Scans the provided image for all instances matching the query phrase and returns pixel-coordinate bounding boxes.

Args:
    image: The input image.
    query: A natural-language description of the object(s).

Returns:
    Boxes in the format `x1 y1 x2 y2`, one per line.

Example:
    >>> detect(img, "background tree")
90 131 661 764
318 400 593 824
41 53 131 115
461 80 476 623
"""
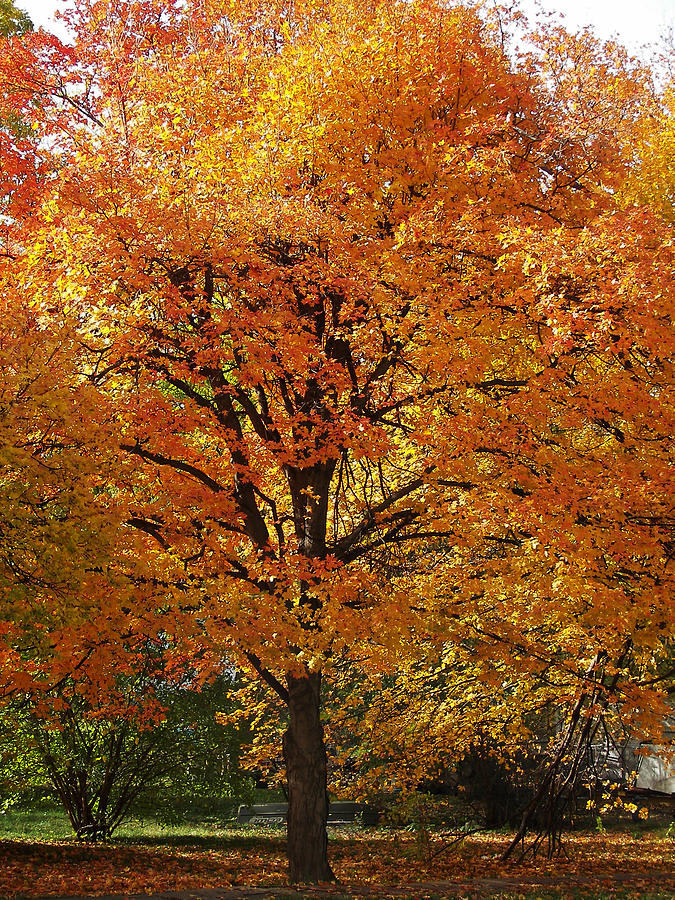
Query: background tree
0 652 250 839
0 0 672 882
0 0 31 38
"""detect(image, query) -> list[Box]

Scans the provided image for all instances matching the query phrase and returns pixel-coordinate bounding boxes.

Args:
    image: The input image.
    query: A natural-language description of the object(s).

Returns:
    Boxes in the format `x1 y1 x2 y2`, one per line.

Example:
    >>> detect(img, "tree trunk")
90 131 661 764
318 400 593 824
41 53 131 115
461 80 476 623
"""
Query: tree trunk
283 670 335 883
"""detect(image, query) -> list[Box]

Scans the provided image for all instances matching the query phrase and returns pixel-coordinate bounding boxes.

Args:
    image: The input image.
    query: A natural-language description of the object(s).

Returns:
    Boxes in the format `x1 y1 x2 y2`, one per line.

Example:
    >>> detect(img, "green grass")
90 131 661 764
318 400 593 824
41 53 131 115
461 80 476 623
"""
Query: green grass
0 798 326 853
0 800 242 842
0 802 72 841
0 787 290 843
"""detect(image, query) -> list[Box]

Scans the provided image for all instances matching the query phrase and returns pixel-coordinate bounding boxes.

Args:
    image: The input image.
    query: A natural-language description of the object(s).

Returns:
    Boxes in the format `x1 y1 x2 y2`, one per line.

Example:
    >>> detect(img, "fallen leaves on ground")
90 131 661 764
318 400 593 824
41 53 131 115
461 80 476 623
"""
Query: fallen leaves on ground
0 830 673 898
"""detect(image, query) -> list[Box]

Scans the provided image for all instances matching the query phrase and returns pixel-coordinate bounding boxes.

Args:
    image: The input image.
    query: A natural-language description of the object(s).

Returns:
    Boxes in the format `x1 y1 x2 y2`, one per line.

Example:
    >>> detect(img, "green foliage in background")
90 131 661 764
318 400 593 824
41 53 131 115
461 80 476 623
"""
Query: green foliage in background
0 672 254 838
0 0 31 37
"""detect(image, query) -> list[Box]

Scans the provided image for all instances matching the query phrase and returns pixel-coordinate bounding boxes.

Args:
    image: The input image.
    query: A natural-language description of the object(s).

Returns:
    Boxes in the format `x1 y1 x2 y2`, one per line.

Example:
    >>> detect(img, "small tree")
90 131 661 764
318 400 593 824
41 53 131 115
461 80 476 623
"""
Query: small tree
1 649 250 839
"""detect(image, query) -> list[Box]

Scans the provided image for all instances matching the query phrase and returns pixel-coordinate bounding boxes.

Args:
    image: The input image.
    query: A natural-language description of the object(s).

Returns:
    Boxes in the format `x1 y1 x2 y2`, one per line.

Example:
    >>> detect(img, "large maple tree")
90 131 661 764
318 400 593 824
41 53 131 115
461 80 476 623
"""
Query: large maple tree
1 0 672 882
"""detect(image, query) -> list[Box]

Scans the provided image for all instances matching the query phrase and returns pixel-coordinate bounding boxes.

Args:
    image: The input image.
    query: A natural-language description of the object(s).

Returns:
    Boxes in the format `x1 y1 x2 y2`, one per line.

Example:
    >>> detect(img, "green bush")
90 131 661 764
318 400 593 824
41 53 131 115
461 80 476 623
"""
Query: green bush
0 671 254 838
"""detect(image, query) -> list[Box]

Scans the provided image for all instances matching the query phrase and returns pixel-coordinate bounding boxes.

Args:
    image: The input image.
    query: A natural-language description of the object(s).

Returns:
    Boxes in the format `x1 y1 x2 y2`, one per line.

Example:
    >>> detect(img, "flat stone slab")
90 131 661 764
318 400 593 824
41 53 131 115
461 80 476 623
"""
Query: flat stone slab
236 801 379 827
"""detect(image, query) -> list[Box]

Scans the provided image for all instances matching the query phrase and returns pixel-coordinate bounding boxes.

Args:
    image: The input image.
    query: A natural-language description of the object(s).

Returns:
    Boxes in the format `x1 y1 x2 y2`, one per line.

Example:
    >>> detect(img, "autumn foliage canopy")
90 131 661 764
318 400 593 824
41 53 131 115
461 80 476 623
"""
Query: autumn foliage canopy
0 0 672 882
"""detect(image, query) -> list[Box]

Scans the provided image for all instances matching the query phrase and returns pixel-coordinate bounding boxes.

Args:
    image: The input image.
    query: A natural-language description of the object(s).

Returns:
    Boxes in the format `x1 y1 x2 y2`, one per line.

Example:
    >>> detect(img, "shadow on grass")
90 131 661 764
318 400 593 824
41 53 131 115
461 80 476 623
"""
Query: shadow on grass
115 830 288 851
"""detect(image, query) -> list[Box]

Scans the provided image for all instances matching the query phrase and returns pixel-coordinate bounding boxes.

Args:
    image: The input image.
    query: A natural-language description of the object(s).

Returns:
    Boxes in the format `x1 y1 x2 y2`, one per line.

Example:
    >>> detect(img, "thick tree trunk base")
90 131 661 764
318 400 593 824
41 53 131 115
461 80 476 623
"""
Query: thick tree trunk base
283 671 335 883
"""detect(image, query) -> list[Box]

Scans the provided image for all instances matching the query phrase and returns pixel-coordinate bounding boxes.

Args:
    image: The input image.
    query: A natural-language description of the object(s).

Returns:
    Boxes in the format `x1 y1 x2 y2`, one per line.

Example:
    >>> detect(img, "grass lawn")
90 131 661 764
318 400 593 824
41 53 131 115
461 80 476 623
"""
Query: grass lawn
0 802 672 898
0 800 247 843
